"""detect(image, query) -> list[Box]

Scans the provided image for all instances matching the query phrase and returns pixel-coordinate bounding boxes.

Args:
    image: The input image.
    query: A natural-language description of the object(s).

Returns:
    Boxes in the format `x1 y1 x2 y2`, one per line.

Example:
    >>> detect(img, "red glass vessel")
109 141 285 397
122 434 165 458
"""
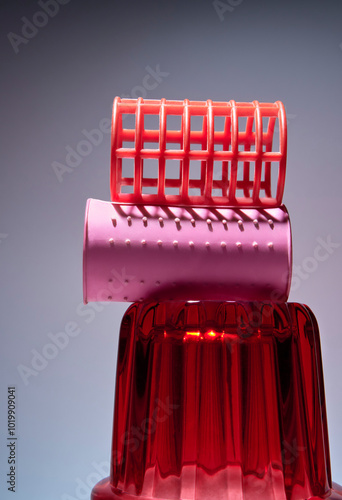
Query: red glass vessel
92 301 342 500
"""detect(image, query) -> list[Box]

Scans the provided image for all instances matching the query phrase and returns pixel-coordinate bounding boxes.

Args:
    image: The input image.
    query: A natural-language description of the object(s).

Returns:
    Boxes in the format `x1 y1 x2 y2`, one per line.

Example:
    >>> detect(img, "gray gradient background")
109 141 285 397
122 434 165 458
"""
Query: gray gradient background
1 0 342 498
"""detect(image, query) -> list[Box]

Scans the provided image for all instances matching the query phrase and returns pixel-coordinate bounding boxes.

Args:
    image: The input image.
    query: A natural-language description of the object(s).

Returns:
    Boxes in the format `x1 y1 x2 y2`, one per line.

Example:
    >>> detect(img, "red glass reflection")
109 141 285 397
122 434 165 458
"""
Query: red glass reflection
92 302 342 500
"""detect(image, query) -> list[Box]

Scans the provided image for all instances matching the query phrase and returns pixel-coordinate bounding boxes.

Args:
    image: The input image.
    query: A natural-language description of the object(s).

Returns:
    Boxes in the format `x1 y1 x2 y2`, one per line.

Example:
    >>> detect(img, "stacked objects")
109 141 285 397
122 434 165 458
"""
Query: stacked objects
83 98 341 500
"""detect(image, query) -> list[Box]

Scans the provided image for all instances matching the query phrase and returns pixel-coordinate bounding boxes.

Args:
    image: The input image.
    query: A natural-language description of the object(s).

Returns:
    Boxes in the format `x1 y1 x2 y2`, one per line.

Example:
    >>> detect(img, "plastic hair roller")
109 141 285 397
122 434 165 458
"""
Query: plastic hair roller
83 98 342 500
83 199 291 302
109 98 287 207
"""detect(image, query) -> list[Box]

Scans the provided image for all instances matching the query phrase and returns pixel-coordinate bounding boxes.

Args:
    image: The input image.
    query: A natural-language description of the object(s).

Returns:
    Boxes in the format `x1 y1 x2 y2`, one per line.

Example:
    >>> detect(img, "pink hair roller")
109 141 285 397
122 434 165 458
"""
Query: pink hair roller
83 198 291 303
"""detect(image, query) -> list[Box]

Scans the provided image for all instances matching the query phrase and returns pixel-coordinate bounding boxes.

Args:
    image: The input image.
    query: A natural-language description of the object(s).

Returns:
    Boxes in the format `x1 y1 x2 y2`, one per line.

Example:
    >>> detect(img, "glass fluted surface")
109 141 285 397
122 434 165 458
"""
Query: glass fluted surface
92 301 341 500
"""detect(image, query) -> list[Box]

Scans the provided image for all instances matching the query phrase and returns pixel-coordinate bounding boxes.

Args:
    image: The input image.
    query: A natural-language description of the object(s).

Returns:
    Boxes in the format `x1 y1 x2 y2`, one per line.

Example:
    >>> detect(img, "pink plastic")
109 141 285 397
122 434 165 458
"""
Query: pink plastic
110 98 287 207
83 199 292 303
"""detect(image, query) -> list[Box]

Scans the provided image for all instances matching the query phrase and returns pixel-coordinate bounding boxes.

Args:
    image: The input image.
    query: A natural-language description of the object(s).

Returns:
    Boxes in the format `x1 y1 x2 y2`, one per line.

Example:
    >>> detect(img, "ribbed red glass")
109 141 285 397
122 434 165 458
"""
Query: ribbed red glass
92 301 342 500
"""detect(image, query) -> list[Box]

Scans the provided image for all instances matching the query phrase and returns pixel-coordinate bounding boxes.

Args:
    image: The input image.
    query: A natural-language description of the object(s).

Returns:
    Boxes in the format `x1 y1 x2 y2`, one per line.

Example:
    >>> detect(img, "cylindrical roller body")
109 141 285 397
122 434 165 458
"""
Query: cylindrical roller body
110 98 287 207
83 199 292 303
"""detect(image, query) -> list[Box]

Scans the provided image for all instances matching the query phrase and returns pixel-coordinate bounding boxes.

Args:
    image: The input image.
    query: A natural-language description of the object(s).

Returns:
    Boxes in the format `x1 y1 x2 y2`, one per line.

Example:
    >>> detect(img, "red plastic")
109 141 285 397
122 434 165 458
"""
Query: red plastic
91 301 342 500
110 98 287 207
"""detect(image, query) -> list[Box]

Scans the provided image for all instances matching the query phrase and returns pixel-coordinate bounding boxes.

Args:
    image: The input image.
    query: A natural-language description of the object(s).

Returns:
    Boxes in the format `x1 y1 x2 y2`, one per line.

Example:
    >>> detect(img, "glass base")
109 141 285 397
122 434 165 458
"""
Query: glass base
92 477 342 500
